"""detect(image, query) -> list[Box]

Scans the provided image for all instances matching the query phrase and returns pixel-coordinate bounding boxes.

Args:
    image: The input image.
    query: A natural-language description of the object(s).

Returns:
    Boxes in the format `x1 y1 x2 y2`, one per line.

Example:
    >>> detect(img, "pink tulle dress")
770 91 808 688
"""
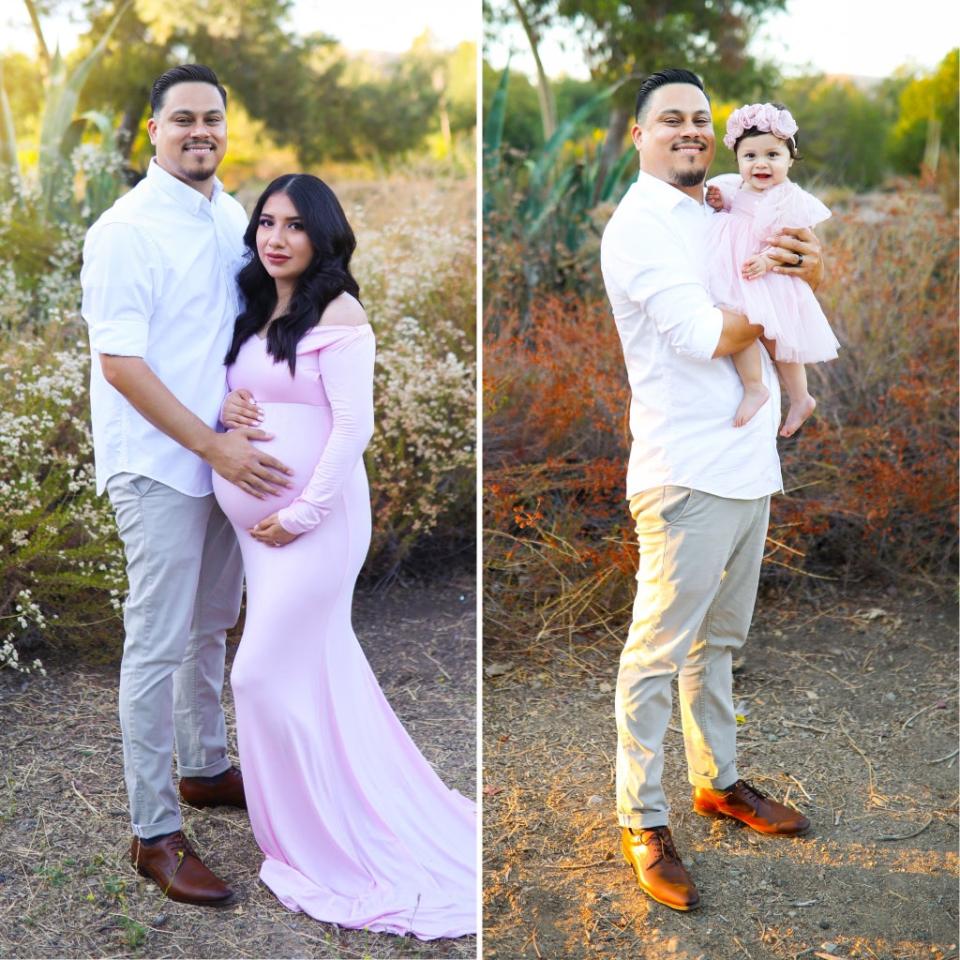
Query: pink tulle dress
211 324 477 940
705 174 840 364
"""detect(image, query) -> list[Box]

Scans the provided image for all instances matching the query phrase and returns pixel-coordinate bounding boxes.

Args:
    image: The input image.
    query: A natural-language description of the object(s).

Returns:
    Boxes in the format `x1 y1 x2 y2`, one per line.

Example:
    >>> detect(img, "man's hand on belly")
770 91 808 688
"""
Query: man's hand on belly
205 430 294 499
99 354 293 496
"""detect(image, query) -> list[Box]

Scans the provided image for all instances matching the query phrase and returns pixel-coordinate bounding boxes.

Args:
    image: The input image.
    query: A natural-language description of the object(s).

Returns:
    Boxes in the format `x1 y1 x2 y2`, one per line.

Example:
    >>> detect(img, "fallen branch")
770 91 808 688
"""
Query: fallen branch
839 723 878 800
875 815 933 841
901 701 939 732
546 859 616 870
70 781 99 817
781 719 832 736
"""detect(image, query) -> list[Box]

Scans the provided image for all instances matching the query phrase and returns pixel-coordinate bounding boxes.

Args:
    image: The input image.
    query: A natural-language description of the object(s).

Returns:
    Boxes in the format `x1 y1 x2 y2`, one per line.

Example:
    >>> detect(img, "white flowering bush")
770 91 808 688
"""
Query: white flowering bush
0 135 124 336
369 317 475 571
354 212 476 347
0 174 474 673
0 180 88 334
0 336 126 673
352 193 476 574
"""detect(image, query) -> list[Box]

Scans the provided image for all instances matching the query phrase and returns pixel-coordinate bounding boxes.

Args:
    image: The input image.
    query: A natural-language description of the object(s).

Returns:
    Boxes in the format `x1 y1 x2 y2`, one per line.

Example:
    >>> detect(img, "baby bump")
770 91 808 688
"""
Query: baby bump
213 402 332 531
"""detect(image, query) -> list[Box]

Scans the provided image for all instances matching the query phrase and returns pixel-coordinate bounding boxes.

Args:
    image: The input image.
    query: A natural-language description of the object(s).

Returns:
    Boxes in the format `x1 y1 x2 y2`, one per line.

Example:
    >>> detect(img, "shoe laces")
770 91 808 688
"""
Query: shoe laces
635 826 680 867
137 831 196 864
732 779 769 806
168 831 198 860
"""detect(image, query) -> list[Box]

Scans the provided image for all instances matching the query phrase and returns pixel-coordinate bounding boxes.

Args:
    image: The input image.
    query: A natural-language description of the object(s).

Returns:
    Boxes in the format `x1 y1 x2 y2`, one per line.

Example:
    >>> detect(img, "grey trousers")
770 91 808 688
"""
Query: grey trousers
615 486 769 829
107 473 243 838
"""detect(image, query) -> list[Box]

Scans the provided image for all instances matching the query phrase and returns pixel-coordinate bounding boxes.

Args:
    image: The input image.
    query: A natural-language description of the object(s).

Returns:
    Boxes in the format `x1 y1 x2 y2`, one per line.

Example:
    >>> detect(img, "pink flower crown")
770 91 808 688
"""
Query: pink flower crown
723 103 798 150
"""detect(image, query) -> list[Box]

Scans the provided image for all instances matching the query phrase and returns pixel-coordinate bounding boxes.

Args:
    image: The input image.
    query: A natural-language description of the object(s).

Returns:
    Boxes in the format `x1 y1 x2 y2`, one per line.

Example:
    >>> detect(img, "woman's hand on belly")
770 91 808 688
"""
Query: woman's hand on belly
250 512 299 548
222 388 264 429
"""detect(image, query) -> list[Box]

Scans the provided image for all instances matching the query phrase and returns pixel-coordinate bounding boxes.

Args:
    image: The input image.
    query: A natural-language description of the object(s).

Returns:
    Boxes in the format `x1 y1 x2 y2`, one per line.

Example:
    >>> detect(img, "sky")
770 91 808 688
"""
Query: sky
485 0 959 80
1 0 477 55
3 1 954 81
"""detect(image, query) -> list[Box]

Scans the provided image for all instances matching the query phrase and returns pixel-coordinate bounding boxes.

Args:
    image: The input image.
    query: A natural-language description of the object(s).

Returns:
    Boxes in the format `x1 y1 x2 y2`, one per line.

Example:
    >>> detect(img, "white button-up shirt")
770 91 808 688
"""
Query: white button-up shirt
600 170 782 501
81 159 249 496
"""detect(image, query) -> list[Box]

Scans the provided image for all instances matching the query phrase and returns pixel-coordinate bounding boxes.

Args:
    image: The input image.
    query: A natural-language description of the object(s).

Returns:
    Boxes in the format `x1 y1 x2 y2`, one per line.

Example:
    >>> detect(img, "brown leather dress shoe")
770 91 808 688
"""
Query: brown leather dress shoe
179 766 246 810
130 832 235 906
693 779 811 835
621 825 700 911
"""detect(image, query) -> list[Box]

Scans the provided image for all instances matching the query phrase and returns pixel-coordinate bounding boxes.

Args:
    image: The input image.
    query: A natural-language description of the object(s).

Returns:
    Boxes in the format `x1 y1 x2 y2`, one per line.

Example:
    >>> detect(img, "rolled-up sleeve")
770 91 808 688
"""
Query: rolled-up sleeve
81 222 157 357
603 216 723 362
646 284 723 361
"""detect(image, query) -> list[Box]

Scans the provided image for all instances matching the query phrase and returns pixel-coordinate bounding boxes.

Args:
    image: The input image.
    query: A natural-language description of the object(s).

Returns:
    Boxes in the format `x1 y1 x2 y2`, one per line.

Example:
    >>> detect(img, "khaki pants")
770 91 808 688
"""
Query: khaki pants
107 473 243 838
616 486 769 828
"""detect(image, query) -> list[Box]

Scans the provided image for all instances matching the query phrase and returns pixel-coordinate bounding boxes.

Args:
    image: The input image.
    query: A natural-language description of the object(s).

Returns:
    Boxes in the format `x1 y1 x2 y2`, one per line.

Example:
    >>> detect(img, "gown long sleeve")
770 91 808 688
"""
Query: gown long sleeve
277 325 376 535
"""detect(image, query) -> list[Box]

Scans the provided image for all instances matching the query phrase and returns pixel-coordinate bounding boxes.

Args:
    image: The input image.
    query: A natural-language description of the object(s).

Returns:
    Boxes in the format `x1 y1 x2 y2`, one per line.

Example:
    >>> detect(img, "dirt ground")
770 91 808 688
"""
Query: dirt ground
483 585 959 960
0 575 477 960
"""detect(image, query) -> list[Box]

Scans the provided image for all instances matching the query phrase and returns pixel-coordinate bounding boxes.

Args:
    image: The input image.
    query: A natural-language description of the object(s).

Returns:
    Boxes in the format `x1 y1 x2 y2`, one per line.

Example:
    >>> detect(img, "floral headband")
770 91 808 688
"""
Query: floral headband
723 103 798 150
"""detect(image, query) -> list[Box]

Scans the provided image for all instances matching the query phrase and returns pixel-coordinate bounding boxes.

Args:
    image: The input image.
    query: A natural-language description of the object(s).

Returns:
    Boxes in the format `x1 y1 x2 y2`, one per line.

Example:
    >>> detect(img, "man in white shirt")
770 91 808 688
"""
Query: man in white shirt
81 64 292 906
600 69 820 911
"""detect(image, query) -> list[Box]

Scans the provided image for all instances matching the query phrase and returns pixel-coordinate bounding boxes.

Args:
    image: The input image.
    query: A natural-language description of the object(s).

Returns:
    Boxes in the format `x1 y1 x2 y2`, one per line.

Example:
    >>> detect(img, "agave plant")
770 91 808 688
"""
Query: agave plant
0 0 131 221
483 64 635 309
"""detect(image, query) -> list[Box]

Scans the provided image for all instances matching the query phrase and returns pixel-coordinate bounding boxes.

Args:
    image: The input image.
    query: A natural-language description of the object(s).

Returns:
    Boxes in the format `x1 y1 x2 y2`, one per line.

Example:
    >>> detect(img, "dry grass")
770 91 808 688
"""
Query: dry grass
0 576 477 959
483 587 959 959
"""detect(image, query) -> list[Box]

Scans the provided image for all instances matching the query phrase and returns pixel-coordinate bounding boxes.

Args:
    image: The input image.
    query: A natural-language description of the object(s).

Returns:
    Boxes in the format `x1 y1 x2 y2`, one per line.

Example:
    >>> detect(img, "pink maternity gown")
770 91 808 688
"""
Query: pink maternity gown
212 323 477 940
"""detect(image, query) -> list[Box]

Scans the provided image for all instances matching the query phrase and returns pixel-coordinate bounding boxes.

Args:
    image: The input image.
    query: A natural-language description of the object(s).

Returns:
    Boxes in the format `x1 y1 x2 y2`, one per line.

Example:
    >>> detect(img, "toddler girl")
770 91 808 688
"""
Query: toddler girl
705 102 839 437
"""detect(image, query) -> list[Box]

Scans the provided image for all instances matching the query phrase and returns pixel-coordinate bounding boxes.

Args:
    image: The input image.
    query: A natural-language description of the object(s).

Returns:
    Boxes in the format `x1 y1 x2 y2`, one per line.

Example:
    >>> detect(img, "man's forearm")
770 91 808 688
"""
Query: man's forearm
712 309 764 358
99 355 217 460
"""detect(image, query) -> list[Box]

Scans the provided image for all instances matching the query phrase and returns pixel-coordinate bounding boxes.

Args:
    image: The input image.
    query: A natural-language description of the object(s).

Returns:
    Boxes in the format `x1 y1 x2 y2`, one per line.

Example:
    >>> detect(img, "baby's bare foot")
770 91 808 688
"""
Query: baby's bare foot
780 394 817 437
734 383 770 427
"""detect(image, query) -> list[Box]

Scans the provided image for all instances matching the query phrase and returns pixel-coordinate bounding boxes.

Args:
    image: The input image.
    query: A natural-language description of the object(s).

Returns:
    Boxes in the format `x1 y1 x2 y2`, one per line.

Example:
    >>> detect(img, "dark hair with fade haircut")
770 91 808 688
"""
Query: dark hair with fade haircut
635 68 709 123
150 64 227 117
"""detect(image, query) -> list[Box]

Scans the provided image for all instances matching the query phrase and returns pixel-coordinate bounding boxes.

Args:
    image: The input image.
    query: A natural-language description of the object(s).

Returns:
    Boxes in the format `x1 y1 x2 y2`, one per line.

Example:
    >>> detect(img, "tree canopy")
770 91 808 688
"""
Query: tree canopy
4 0 475 169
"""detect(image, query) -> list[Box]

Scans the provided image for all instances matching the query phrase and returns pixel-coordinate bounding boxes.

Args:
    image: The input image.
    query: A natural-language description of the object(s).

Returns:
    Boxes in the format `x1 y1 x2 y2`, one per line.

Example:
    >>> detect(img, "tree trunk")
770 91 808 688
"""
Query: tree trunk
594 105 630 203
22 0 50 73
121 105 142 155
922 114 942 180
432 66 452 154
510 0 556 143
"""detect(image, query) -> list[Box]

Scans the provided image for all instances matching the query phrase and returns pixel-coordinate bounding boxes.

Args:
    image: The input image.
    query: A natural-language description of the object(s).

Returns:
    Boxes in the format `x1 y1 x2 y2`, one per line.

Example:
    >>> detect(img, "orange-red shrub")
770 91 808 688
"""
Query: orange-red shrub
484 188 958 645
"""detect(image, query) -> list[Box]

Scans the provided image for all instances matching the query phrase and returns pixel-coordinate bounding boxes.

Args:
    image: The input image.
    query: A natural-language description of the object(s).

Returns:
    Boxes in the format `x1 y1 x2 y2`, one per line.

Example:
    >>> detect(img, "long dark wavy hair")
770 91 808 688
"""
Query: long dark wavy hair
225 174 360 374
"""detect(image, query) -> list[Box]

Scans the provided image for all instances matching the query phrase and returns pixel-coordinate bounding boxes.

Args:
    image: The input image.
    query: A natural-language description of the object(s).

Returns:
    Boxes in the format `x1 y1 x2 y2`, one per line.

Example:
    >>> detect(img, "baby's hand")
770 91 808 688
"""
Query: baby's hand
221 388 263 430
742 254 772 281
705 185 724 211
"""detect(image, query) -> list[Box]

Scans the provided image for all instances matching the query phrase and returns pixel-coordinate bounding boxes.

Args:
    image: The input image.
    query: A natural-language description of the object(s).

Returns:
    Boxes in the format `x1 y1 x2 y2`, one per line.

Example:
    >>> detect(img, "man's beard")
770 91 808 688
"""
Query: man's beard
182 145 217 182
671 168 706 187
184 166 215 183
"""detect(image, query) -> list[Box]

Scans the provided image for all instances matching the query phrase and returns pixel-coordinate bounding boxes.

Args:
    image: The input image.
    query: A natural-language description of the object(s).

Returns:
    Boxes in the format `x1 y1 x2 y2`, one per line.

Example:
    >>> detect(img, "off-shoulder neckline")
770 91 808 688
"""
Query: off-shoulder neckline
310 323 372 330
255 322 372 342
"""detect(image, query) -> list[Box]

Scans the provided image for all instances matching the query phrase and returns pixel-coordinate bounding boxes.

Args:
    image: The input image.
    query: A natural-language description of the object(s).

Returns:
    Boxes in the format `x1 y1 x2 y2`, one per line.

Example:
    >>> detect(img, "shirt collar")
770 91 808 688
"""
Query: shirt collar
147 158 224 214
635 169 705 212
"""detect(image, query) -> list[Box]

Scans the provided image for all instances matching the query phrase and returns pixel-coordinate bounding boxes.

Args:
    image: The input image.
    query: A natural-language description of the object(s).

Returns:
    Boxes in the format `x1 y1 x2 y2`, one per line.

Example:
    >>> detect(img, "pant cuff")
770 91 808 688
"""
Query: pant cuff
688 762 739 791
618 813 670 829
178 756 231 779
132 812 182 840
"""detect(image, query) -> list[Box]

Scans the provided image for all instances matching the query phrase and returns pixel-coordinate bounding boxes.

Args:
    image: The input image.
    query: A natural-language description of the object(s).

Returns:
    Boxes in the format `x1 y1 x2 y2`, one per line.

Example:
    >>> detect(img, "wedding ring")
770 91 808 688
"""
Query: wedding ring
795 253 804 266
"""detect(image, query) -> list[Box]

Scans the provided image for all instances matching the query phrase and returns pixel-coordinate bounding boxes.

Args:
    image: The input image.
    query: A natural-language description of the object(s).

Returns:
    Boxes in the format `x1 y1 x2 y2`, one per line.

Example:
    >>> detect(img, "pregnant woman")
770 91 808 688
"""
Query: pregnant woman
212 174 476 940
